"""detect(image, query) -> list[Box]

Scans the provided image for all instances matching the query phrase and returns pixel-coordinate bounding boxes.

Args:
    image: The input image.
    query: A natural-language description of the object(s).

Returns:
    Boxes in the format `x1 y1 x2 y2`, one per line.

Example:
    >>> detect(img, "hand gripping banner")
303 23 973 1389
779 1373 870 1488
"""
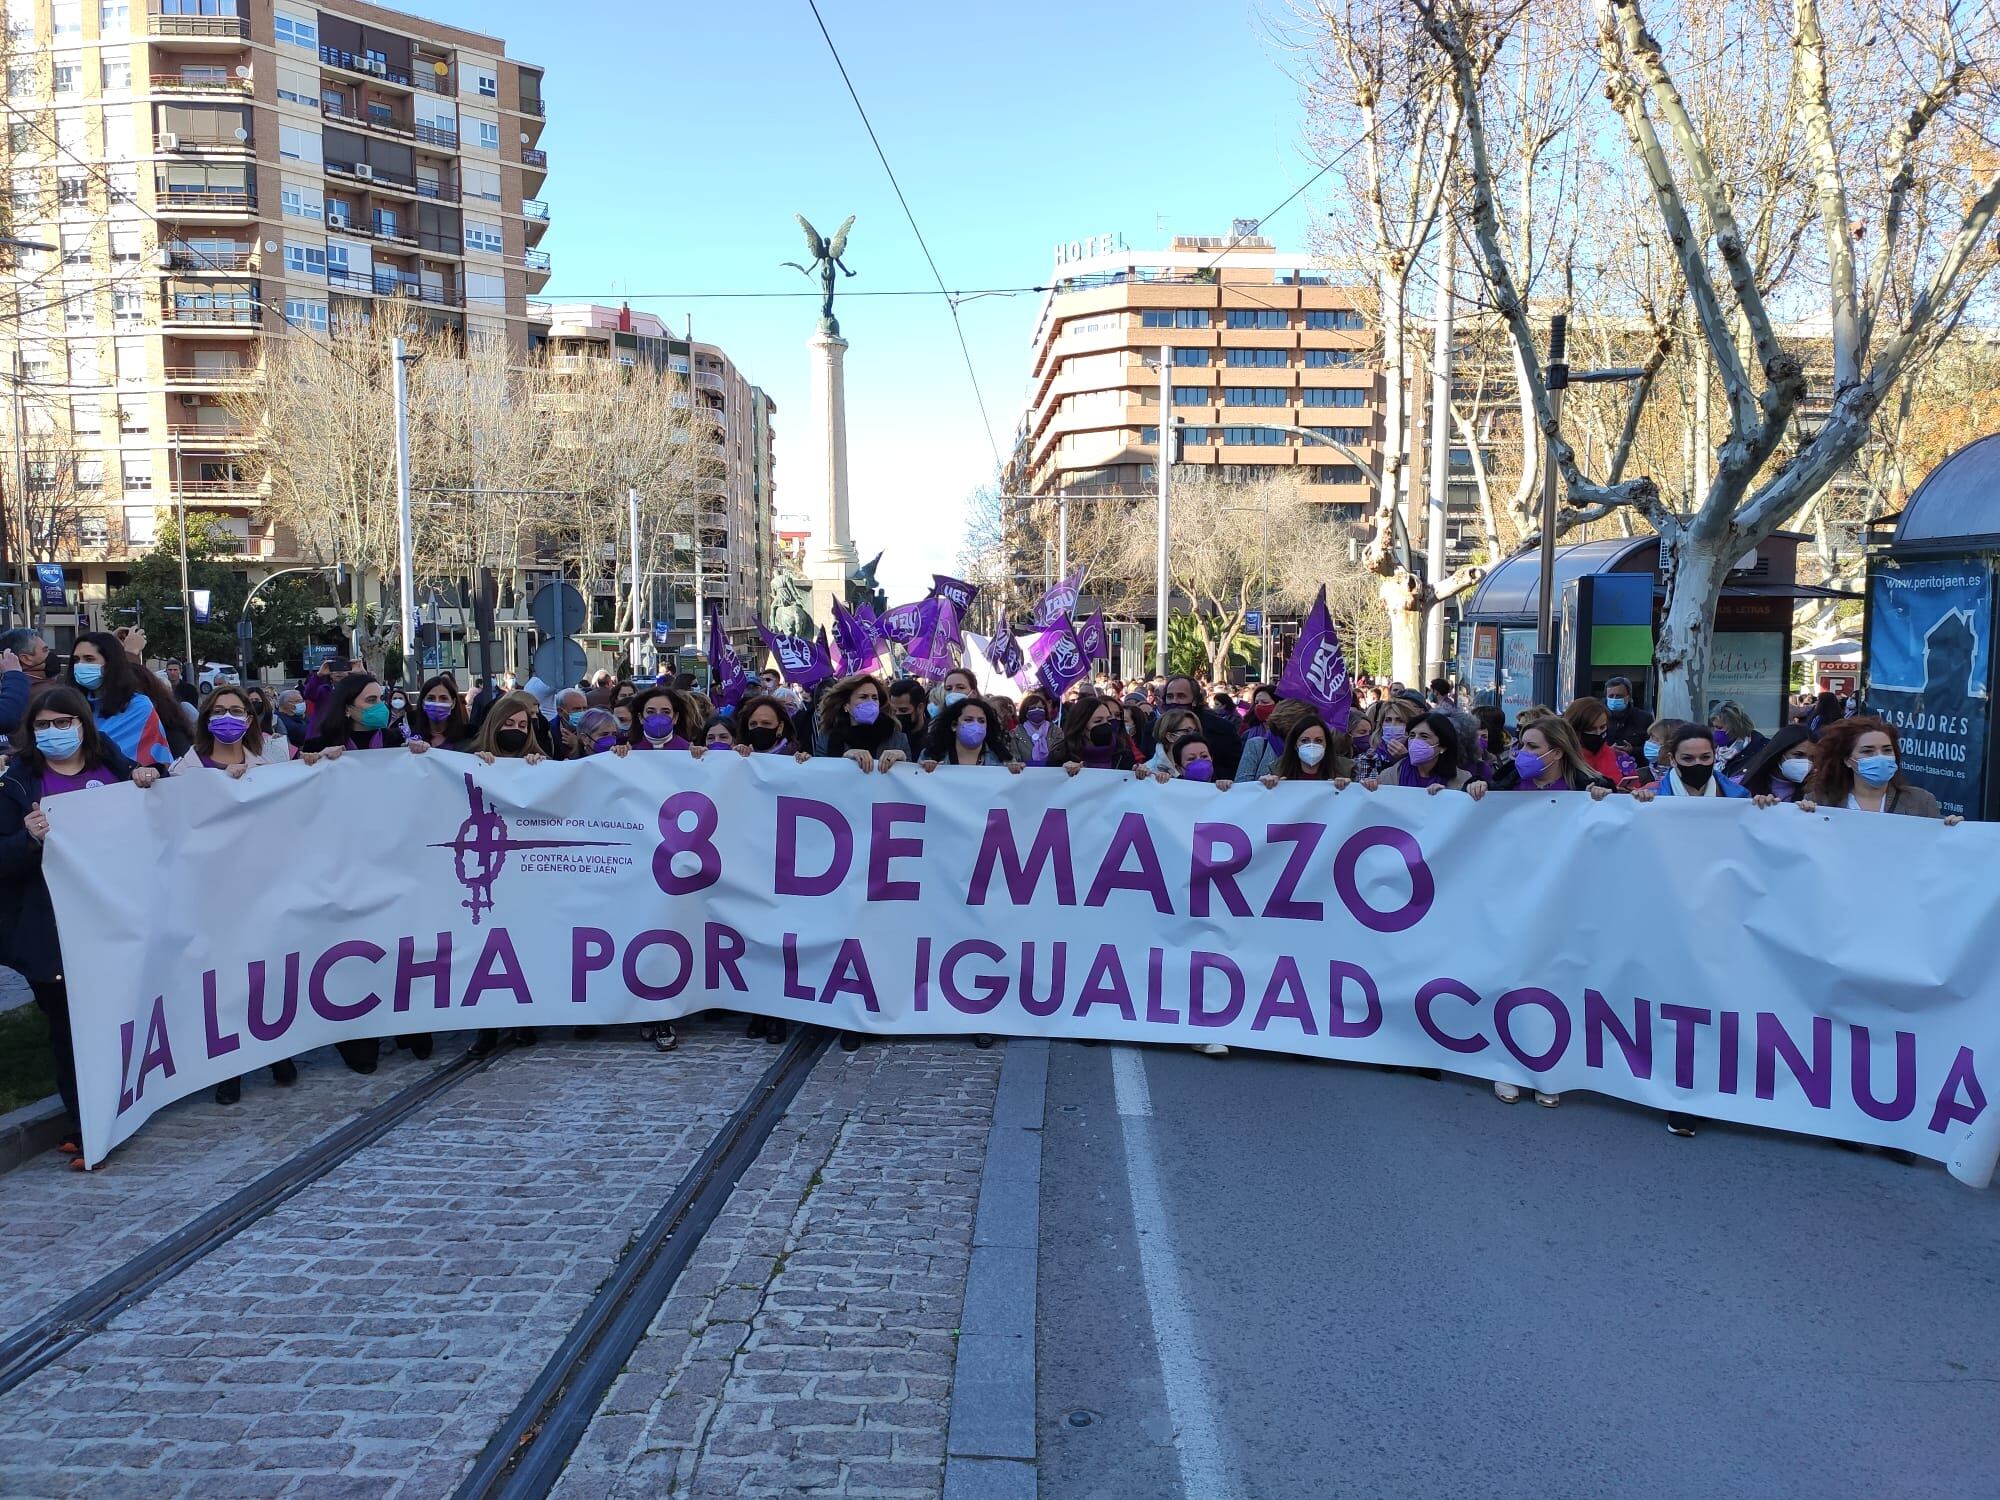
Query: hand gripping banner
41 753 2000 1178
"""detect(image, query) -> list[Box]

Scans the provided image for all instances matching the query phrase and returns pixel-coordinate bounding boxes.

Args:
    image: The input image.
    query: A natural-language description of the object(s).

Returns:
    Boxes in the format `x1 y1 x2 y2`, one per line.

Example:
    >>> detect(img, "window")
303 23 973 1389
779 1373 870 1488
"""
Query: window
276 65 317 105
371 207 398 239
99 2 129 31
53 2 81 39
61 226 89 263
1226 308 1287 329
6 121 31 154
80 514 109 548
107 166 136 203
1140 308 1207 329
114 337 147 384
1303 387 1367 407
1225 348 1286 367
324 240 348 276
53 58 80 95
272 8 315 48
56 171 89 206
281 179 322 220
56 113 85 155
463 218 502 254
1305 309 1365 330
278 123 320 164
101 56 131 90
463 165 500 201
124 505 156 543
1313 465 1365 485
7 65 35 97
1222 426 1287 446
1307 425 1369 445
466 270 505 307
474 68 497 98
474 119 499 151
1223 387 1286 406
1170 348 1209 366
1304 349 1360 367
1170 386 1207 406
283 242 325 277
283 295 327 333
112 287 143 323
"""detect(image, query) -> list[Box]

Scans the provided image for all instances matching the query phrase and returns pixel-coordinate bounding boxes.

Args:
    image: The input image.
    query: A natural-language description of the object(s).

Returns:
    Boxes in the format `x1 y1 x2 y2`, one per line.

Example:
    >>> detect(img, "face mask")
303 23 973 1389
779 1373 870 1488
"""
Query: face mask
851 698 881 725
945 691 967 707
1579 730 1605 752
1642 740 1661 764
1406 737 1438 768
1087 721 1115 747
35 726 80 759
424 700 453 722
1513 750 1549 781
1298 741 1326 768
391 697 407 713
1854 754 1897 787
566 710 585 728
1476 732 1489 753
957 720 987 749
591 734 618 755
1605 696 1628 712
209 714 248 744
1181 757 1214 783
359 702 391 731
1677 762 1715 790
72 662 103 689
1711 728 1730 746
1779 756 1813 784
495 727 530 754
926 702 940 719
1025 707 1047 727
1253 702 1275 724
642 712 675 740
747 724 782 752
1381 722 1406 743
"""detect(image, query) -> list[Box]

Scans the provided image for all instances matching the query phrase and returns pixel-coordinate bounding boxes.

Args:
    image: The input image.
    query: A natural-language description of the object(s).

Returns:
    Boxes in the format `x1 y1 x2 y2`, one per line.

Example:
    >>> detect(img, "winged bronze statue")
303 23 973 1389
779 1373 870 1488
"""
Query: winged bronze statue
782 213 856 335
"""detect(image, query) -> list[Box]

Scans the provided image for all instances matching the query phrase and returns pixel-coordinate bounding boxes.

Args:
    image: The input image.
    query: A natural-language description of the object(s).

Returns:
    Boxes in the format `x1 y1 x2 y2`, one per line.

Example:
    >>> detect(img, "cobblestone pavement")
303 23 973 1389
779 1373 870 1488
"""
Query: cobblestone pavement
0 1037 453 1333
552 1038 999 1500
0 1027 1005 1499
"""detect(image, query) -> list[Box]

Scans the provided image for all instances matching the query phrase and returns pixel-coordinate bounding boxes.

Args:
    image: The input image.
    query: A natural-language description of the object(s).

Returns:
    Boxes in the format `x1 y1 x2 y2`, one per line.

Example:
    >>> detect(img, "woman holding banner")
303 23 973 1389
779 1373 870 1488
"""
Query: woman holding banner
627 685 695 752
467 693 552 1057
0 686 161 1165
1797 718 1959 822
1370 712 1475 794
813 674 910 772
1012 691 1057 767
921 697 1020 772
407 675 472 750
303 674 422 759
1260 712 1353 787
1482 717 1614 799
731 694 802 758
1058 696 1136 775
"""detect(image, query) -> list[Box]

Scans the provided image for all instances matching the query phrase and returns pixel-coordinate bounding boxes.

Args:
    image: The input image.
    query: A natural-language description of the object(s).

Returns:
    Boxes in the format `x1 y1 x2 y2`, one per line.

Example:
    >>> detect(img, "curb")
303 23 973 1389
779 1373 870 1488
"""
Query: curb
944 1037 1047 1500
0 1094 66 1177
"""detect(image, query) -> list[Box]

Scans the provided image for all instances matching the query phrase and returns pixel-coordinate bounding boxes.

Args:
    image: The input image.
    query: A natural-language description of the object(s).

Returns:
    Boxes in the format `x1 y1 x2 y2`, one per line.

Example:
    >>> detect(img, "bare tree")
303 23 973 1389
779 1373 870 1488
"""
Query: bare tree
1419 0 2000 717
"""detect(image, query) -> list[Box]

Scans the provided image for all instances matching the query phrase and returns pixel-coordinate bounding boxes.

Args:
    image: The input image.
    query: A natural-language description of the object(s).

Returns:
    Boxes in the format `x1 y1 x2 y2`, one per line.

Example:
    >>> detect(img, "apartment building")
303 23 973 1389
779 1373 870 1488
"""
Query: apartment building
1 0 548 640
537 301 777 649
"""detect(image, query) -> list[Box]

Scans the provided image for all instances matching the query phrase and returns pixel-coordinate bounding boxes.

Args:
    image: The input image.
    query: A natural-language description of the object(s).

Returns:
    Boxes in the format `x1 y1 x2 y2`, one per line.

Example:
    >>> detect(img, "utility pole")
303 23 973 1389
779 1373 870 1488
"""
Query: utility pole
627 485 643 673
1155 348 1172 678
1531 315 1567 710
11 350 31 630
171 434 194 672
1423 227 1456 684
391 336 418 686
1056 491 1069 582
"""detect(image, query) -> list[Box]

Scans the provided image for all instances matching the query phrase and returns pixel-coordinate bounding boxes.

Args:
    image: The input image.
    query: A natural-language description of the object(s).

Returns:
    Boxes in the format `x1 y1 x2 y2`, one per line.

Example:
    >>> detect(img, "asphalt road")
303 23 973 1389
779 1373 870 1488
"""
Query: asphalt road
1037 1042 2000 1500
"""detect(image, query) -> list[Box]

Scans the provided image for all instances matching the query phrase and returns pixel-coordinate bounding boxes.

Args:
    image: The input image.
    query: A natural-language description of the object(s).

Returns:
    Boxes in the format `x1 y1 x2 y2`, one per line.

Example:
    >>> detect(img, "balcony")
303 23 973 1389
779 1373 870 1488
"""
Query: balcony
523 97 545 118
156 189 255 213
322 99 415 141
523 248 550 273
377 274 465 308
410 60 456 97
521 147 546 169
168 421 250 447
164 364 260 385
156 132 252 156
150 72 253 95
521 199 548 222
413 120 458 150
164 248 254 272
318 45 412 89
148 14 249 39
171 479 263 501
162 304 260 328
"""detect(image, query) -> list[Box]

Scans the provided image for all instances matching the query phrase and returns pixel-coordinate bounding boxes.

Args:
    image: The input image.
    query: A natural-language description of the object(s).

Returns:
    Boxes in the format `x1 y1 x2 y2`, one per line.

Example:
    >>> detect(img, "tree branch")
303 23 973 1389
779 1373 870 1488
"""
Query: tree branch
1789 0 1860 390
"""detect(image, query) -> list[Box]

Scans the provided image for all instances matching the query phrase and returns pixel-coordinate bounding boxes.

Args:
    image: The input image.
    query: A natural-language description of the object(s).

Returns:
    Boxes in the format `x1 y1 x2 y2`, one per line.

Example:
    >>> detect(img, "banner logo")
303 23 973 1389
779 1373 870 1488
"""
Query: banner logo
430 774 625 922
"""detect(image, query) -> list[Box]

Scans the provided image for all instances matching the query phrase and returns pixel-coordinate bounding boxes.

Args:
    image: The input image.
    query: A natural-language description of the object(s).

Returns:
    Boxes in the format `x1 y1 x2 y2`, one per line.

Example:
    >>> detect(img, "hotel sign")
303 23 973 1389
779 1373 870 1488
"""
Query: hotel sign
1052 232 1127 266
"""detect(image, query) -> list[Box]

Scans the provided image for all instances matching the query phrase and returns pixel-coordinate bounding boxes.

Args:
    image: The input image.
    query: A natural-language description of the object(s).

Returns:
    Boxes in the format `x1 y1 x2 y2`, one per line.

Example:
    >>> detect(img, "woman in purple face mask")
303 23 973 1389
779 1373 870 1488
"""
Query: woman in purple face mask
1162 734 1231 789
920 695 1022 773
408 673 470 750
812 674 910 774
574 707 627 758
1014 692 1056 767
1485 717 1614 801
1365 712 1478 796
626 686 694 751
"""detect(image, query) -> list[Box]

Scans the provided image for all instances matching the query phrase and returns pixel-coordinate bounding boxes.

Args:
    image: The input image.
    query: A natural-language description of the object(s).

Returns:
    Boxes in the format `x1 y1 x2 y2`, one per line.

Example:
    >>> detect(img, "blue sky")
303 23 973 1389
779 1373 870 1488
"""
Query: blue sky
423 0 1319 599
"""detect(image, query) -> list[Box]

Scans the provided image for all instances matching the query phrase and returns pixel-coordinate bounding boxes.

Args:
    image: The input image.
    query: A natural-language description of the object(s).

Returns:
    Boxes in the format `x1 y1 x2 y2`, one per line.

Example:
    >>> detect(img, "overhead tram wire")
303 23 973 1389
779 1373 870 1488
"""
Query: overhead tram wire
804 0 1005 473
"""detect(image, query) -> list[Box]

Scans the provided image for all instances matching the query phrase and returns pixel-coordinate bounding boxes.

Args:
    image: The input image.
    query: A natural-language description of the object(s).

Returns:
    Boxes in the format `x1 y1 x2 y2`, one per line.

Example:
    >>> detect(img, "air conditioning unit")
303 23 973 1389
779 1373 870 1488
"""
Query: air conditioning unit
354 164 374 180
327 211 349 227
160 133 181 150
178 393 200 406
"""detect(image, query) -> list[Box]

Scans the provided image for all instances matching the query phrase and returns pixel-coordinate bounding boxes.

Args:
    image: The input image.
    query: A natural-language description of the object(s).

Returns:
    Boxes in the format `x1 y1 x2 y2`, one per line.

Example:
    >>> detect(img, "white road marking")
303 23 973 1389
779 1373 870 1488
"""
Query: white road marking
1111 1047 1239 1499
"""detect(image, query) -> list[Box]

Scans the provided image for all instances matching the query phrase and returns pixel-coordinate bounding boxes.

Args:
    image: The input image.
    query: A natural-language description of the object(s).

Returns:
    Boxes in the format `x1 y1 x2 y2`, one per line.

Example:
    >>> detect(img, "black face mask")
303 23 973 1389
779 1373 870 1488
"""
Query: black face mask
746 724 782 752
1677 762 1714 790
495 727 530 754
1088 722 1116 747
1580 730 1605 752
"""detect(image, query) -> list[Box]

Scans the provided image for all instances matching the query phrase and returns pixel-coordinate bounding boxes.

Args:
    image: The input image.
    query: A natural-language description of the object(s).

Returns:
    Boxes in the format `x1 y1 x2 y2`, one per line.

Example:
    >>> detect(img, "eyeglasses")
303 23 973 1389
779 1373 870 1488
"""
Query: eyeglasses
32 716 79 731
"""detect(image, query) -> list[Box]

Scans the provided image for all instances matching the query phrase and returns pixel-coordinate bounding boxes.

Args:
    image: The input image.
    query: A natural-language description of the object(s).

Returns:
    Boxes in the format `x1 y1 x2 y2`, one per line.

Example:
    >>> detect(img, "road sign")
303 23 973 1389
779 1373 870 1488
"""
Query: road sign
532 637 588 688
652 619 672 648
236 619 254 642
528 581 587 639
303 644 338 671
1245 609 1264 633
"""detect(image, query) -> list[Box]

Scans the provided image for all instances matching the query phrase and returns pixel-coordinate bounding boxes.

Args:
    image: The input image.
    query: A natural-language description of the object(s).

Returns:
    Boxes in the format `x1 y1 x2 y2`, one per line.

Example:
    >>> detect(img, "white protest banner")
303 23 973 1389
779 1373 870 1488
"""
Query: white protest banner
42 752 2000 1179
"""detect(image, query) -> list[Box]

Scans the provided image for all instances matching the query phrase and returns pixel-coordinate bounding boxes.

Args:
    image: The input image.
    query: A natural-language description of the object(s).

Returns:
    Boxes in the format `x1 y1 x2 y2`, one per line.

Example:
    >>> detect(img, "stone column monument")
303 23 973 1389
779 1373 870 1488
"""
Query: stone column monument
784 213 860 629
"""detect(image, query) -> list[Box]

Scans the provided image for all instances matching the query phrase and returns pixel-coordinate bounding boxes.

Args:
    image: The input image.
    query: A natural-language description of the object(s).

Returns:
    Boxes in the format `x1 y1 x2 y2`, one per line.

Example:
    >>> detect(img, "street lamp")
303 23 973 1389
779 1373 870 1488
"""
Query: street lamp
1 240 58 630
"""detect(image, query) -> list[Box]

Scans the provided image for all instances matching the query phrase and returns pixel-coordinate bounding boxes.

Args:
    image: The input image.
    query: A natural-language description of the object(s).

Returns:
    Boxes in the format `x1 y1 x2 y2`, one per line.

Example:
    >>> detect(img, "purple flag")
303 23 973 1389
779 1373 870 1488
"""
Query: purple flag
1077 610 1107 662
812 627 838 683
757 620 832 689
707 608 751 708
1030 567 1085 628
831 600 882 676
983 613 1026 679
905 597 960 680
879 600 926 644
1035 618 1091 701
1277 586 1352 724
929 574 980 615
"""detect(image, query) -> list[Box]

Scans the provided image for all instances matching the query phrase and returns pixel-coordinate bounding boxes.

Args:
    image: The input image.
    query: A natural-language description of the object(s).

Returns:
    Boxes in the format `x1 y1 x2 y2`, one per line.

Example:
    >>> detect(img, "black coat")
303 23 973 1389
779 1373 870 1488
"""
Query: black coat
0 748 136 983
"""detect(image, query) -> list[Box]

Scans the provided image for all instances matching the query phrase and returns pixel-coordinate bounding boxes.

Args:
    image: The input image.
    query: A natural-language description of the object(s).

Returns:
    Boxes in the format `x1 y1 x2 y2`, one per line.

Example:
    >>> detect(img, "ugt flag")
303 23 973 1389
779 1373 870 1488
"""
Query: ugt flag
831 600 882 677
905 598 960 680
929 574 980 615
1031 567 1085 628
1277 585 1353 725
1077 610 1106 662
1035 618 1091 701
757 620 832 689
879 600 926 644
983 612 1026 679
708 608 751 707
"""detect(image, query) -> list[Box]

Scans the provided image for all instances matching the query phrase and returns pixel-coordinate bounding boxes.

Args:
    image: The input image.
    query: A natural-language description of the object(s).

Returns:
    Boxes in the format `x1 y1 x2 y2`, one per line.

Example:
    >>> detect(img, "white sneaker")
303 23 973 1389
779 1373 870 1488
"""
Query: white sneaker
1193 1043 1229 1058
1534 1091 1560 1108
1493 1081 1521 1103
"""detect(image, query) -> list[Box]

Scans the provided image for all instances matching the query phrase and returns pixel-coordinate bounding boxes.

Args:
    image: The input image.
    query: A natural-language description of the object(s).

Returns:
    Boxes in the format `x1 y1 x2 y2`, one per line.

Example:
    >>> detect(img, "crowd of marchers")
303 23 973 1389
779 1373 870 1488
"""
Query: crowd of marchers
0 626 1952 1169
